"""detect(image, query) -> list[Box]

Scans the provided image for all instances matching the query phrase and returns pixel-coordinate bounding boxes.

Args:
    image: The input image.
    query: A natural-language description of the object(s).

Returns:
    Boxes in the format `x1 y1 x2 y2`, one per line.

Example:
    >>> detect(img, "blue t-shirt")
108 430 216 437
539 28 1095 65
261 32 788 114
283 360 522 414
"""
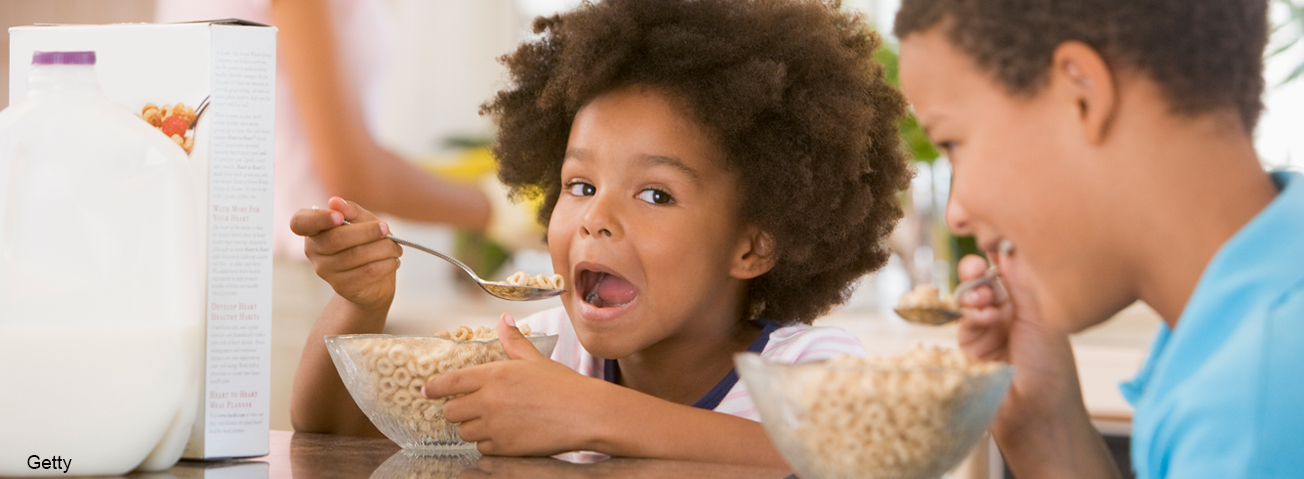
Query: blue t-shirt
1120 171 1304 478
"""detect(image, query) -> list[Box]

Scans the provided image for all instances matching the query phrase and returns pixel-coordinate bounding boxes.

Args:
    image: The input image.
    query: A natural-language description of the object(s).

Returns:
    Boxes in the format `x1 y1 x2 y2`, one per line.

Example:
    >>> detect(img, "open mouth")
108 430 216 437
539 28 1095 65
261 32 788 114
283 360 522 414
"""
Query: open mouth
576 268 637 309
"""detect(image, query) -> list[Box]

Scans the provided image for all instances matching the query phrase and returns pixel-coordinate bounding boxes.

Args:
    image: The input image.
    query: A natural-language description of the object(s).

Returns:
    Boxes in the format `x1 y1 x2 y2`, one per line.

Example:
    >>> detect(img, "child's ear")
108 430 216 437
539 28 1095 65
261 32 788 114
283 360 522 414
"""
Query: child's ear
1050 41 1118 144
731 227 776 280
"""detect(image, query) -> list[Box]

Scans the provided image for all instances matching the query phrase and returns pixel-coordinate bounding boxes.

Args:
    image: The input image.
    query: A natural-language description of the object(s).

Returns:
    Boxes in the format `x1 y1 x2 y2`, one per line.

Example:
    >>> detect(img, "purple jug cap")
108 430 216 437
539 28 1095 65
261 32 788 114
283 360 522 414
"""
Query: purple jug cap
32 51 96 65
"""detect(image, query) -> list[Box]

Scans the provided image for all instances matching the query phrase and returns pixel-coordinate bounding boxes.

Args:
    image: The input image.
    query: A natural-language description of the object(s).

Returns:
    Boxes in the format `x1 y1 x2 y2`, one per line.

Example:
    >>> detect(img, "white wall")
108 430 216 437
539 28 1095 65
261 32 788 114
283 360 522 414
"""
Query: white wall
375 0 520 159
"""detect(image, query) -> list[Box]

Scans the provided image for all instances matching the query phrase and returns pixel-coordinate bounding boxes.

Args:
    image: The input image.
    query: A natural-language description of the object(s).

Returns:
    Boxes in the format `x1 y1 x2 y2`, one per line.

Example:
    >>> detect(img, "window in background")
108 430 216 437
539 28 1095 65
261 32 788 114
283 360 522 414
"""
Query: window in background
1260 0 1304 170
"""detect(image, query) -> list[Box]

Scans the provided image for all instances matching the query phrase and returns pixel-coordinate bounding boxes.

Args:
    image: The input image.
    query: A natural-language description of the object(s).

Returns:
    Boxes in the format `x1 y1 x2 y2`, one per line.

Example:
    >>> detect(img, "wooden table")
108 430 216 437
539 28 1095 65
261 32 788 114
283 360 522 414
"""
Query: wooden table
155 430 794 479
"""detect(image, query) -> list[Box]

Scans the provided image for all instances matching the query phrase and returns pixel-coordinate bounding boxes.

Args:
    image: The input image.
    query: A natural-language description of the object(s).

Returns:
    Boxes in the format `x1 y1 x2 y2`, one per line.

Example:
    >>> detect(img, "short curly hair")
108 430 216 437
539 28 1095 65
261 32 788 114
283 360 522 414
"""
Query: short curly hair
482 0 911 324
894 0 1270 132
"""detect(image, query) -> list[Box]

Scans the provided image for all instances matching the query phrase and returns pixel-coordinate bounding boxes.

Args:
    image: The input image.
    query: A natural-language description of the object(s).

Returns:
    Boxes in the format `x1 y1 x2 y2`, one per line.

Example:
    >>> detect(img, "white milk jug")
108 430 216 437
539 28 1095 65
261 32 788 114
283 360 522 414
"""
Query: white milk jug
0 51 202 476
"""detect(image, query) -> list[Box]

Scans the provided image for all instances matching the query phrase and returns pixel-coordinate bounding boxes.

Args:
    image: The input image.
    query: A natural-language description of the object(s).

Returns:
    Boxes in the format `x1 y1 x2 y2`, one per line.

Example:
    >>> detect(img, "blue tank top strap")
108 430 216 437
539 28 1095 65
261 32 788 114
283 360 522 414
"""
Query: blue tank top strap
602 318 781 410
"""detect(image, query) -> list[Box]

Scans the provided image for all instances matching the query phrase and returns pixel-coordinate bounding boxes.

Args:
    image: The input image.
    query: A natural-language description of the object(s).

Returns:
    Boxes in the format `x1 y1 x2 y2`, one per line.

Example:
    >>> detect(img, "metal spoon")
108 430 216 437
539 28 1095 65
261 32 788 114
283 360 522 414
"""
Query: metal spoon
343 220 564 301
193 95 210 124
895 266 1005 325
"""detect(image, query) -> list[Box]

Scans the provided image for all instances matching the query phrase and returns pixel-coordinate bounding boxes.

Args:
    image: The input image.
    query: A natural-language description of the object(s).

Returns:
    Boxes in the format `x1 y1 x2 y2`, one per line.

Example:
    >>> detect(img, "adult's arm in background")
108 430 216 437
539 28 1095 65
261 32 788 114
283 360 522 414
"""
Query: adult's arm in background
271 0 492 230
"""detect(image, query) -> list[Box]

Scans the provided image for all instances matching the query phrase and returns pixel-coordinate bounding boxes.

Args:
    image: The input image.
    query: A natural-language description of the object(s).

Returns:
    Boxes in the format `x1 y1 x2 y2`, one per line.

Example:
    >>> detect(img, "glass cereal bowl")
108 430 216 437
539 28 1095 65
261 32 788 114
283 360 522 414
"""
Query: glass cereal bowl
735 347 1014 479
325 333 558 453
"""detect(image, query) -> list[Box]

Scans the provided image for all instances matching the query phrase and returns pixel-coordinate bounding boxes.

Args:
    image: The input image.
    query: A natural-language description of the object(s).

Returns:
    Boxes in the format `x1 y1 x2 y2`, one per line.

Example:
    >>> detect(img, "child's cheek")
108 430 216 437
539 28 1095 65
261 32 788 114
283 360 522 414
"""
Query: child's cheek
545 211 576 286
545 226 565 268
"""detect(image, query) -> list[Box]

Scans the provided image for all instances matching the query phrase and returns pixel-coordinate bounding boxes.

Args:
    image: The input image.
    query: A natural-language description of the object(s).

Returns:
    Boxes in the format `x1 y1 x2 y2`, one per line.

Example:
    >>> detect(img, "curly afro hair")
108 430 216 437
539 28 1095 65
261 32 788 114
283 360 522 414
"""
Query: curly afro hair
481 0 911 324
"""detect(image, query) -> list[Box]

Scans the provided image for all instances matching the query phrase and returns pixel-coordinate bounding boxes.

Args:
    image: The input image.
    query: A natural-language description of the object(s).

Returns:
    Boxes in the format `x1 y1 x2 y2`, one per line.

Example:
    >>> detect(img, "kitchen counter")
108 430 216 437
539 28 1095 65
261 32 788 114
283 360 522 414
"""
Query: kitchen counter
148 430 793 479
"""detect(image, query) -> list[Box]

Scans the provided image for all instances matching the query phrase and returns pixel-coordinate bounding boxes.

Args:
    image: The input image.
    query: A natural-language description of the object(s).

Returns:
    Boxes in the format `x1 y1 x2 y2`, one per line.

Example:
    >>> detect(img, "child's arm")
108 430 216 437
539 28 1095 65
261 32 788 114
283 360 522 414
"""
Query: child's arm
581 381 788 468
426 314 790 468
288 197 402 437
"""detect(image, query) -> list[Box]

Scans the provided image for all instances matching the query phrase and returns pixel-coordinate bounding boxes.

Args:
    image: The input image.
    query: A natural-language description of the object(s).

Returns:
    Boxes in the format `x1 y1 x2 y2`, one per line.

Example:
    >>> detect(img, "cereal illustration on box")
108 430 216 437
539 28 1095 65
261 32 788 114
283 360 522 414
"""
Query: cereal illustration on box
137 101 199 153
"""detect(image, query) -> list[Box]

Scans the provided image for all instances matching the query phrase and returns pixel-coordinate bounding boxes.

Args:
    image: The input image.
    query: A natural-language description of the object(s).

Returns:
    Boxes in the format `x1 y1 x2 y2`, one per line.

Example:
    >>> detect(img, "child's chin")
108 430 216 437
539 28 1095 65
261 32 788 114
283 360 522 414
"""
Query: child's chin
573 329 639 361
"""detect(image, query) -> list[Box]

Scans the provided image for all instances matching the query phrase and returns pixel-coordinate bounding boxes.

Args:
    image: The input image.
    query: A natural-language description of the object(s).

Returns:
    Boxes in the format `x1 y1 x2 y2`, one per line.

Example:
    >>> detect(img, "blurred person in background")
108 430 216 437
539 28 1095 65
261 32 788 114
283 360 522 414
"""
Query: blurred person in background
156 0 519 259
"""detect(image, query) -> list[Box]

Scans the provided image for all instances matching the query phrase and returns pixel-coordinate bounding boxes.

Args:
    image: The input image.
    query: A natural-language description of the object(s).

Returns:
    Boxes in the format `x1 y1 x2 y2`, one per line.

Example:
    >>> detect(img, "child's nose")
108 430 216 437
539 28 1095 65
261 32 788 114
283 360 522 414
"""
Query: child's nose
581 225 613 237
579 193 621 239
945 194 973 236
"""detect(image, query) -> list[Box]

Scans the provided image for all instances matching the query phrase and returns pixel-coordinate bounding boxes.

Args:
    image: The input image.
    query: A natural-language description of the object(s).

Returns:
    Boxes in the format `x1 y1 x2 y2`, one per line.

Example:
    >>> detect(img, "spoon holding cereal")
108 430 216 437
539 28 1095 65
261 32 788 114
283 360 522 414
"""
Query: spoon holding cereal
341 220 564 301
895 241 1012 325
894 267 1002 325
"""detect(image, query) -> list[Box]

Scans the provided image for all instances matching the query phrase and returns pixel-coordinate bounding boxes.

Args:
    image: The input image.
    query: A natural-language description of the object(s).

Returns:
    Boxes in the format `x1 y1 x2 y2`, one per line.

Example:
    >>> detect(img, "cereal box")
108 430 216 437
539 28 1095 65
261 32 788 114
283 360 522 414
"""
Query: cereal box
9 20 276 460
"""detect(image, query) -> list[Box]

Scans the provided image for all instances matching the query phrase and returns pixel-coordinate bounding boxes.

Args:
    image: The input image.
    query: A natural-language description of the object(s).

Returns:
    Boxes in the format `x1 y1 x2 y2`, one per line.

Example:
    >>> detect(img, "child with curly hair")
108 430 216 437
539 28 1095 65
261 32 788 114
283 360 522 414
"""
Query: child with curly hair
290 0 911 465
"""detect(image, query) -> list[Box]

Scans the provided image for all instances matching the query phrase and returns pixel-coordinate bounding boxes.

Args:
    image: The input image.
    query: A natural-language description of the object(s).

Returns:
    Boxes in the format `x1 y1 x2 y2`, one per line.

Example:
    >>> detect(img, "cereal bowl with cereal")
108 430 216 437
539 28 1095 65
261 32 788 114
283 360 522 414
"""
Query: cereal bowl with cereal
325 325 558 453
736 345 1014 479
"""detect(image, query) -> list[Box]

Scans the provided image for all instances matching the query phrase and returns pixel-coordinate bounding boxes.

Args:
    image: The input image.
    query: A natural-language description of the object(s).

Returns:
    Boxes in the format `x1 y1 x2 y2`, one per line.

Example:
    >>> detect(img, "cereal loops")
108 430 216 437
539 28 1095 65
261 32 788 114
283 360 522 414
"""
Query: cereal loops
784 344 1002 478
341 325 544 448
502 271 564 290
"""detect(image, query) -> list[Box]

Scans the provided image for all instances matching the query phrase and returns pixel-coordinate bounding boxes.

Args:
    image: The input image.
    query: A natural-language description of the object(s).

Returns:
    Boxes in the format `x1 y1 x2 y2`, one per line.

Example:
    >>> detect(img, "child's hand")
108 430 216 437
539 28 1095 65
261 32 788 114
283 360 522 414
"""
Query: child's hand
423 313 611 456
290 196 402 312
954 254 1097 461
955 254 1021 362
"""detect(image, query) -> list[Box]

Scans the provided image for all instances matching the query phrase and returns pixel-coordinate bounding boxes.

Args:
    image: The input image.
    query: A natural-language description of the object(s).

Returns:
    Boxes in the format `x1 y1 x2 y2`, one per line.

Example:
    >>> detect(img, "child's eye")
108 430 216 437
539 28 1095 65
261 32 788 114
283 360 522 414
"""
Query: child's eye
567 181 596 197
636 188 674 205
936 140 957 155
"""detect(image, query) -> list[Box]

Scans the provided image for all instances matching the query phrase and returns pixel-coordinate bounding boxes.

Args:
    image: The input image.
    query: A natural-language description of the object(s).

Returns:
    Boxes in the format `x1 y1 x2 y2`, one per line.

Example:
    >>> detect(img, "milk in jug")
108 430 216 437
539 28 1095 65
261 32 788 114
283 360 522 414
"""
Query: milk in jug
0 51 202 476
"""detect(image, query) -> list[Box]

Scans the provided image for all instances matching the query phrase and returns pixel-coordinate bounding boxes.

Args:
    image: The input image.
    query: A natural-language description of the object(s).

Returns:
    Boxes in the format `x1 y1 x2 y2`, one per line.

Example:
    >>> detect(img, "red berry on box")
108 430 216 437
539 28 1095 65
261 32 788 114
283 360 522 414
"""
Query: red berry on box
161 115 190 138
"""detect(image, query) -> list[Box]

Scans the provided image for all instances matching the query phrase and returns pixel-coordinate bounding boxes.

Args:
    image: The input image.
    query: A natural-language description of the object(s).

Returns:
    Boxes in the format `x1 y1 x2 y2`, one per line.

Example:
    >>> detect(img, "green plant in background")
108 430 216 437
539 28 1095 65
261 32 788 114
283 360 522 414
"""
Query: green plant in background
454 230 512 282
876 47 940 164
442 135 495 150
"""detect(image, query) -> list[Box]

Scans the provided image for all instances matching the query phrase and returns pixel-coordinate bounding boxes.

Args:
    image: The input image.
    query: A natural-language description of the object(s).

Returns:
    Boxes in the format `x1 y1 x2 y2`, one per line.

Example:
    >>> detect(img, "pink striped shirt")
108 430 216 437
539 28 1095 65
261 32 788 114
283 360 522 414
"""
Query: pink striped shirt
517 306 866 421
